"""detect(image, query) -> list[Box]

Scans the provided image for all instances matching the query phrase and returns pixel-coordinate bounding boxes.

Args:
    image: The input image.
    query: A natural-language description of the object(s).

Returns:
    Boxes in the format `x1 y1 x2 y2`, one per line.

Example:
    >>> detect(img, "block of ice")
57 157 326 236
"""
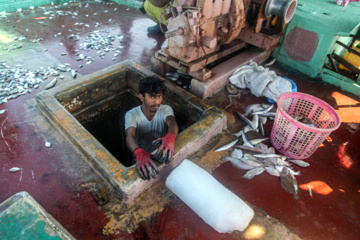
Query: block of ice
165 159 254 233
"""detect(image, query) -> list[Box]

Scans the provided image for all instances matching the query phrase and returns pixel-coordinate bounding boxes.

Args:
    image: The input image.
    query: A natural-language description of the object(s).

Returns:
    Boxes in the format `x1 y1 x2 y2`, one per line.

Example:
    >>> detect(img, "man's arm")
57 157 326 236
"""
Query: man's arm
166 115 178 136
125 127 139 153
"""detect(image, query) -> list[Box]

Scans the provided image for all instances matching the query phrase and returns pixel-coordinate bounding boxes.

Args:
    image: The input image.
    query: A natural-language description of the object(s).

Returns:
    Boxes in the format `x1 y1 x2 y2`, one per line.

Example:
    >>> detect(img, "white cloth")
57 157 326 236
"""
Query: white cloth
229 61 292 102
125 105 174 152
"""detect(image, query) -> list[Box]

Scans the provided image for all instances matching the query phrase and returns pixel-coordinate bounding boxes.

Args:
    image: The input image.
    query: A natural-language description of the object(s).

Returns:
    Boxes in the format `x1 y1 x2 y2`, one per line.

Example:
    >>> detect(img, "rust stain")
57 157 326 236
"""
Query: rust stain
102 181 170 236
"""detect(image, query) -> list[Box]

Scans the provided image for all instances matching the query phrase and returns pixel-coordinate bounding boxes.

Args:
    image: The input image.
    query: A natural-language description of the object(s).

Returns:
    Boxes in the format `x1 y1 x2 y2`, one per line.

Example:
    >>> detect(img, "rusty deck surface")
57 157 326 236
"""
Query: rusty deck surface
0 1 359 240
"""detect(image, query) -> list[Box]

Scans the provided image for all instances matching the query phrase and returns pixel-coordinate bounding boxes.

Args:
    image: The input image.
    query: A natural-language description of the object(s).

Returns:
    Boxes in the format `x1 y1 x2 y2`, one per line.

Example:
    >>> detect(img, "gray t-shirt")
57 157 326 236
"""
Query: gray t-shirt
125 105 174 152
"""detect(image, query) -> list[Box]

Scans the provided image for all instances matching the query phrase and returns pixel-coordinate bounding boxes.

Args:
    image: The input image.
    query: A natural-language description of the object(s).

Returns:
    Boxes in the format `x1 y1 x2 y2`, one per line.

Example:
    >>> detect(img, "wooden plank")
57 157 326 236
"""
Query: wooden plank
188 40 247 72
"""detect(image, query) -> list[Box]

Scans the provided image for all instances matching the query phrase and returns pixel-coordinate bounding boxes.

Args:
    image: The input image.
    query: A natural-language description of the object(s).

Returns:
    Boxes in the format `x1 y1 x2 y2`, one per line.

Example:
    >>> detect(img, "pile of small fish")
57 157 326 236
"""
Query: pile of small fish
77 30 124 62
234 103 276 136
214 103 311 200
217 137 309 200
0 62 77 104
0 1 127 104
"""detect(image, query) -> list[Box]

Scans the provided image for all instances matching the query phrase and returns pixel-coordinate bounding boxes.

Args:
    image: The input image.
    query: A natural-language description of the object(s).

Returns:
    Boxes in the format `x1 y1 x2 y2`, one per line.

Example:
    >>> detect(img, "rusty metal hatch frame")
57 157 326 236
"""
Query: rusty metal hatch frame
35 60 227 202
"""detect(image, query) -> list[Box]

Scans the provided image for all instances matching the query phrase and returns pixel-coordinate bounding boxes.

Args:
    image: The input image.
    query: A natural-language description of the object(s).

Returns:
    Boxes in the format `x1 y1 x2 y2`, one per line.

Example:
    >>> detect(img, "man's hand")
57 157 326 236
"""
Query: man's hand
152 133 176 164
134 148 159 180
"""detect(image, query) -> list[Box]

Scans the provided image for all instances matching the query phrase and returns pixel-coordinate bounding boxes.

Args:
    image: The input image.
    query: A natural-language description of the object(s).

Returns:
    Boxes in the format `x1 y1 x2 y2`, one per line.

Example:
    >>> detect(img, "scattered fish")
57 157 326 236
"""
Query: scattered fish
223 103 307 200
0 109 5 114
258 112 276 118
289 159 310 167
307 185 313 197
253 153 284 159
265 166 280 177
0 63 77 103
243 167 265 179
45 141 51 147
241 130 254 148
276 165 299 175
251 104 273 115
215 139 238 152
235 111 255 129
251 114 259 130
264 58 276 66
243 153 258 161
230 149 243 159
258 118 265 136
243 125 252 133
71 69 77 79
45 77 58 90
233 144 263 153
231 129 243 138
244 103 262 116
249 137 269 145
9 167 22 172
222 156 254 170
238 157 263 167
280 167 299 200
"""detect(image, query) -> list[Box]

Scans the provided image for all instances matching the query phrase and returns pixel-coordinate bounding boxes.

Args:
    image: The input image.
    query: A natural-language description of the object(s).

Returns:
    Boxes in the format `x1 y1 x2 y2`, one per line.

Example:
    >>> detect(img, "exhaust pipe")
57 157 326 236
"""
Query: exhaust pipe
265 0 297 24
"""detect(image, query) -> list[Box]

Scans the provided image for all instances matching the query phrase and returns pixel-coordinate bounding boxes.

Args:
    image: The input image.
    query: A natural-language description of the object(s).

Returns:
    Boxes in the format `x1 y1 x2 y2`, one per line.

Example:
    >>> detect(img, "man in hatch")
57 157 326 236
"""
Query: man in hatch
125 76 178 180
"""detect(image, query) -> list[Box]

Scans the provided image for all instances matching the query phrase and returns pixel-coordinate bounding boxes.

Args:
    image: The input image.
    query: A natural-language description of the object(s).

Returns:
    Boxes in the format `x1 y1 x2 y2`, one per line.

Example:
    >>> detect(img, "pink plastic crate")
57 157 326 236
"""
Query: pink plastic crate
270 92 341 159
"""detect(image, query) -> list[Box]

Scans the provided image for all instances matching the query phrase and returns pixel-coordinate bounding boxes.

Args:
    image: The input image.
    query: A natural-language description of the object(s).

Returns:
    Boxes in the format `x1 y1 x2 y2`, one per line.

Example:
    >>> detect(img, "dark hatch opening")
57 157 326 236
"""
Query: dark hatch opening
81 90 196 167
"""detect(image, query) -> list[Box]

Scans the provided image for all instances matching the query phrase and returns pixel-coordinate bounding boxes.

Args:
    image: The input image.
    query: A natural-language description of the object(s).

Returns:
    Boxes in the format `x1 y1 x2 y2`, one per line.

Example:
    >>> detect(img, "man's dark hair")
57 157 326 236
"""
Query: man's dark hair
139 77 166 96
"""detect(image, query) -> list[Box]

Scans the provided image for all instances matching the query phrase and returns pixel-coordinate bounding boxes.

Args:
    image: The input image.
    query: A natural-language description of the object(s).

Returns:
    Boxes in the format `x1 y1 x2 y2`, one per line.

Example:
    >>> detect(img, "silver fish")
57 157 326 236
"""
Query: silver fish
45 141 51 148
241 131 254 148
222 156 254 170
243 153 258 160
230 149 243 159
71 69 77 79
9 167 22 172
276 165 299 175
45 77 57 90
264 58 276 66
243 125 252 133
244 103 264 116
0 109 5 114
239 157 263 167
215 139 238 152
258 112 276 118
253 153 284 158
280 167 299 200
263 157 278 165
275 158 291 167
265 166 280 177
289 160 310 167
250 138 269 145
258 119 265 136
251 114 259 130
251 104 274 116
257 143 275 154
235 111 255 129
243 167 265 179
259 116 267 125
231 129 243 138
307 185 313 197
233 145 262 153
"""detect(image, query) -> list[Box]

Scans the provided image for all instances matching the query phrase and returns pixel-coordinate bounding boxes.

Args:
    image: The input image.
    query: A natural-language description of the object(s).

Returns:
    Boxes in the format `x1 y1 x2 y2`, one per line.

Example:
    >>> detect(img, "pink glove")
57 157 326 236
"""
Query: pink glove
152 133 176 164
134 148 159 180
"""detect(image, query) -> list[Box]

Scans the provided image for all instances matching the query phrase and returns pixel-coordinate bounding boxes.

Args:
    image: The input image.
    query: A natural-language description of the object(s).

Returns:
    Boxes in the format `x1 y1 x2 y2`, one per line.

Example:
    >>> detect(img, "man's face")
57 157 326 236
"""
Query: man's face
140 92 163 113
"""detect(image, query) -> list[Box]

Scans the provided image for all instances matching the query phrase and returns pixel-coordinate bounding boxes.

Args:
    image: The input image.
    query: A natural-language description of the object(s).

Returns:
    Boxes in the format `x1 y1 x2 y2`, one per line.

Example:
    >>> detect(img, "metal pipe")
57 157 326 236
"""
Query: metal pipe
165 28 185 38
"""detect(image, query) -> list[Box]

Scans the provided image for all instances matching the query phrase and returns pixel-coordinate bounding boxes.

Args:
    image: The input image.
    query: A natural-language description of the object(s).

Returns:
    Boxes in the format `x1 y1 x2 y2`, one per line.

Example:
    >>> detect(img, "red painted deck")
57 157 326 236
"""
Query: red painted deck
0 2 359 240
